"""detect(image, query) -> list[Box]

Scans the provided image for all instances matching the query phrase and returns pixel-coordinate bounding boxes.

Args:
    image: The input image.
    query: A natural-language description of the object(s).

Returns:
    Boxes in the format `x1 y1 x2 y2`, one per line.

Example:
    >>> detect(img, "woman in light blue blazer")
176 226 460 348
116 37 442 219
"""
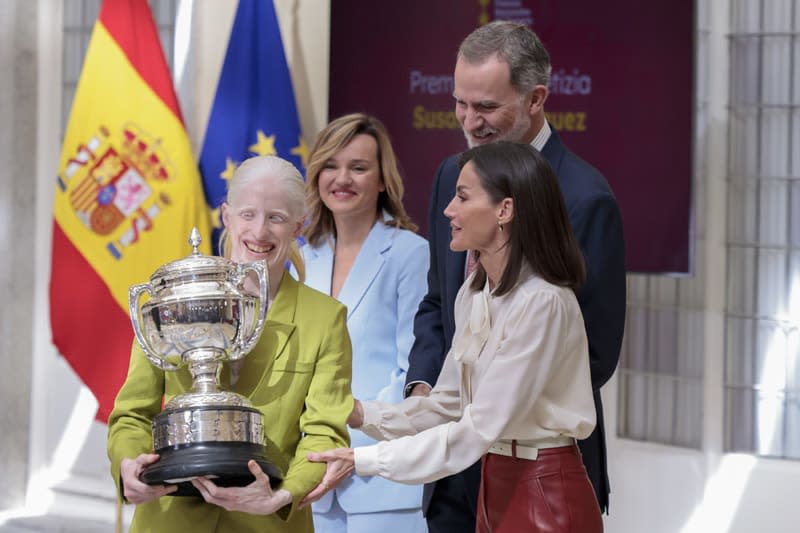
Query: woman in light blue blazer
299 114 429 533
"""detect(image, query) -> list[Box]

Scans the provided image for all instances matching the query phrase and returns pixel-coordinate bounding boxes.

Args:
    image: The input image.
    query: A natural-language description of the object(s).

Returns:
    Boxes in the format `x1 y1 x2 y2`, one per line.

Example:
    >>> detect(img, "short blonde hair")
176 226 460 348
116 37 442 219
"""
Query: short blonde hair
218 156 306 281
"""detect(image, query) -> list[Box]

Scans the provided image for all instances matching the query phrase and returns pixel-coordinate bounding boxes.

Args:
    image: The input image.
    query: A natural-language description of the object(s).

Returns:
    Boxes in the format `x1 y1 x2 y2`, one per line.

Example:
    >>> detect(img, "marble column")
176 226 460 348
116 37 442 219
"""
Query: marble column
0 0 38 511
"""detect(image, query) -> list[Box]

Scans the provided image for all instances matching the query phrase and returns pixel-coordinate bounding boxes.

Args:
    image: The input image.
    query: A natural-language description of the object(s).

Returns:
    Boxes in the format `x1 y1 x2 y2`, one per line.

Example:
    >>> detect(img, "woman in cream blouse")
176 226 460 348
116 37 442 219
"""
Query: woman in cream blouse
306 142 603 533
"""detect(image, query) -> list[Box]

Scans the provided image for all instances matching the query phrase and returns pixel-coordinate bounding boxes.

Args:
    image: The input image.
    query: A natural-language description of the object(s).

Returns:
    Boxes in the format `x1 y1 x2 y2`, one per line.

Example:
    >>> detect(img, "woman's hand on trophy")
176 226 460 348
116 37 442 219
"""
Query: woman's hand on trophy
299 447 356 508
347 399 364 428
120 453 177 504
191 459 292 515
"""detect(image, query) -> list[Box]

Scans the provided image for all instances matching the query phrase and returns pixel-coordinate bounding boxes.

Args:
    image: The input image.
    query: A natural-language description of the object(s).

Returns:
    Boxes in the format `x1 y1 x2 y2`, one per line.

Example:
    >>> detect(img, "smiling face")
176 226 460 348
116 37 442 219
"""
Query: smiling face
317 133 385 223
444 161 504 253
221 173 302 269
453 55 536 147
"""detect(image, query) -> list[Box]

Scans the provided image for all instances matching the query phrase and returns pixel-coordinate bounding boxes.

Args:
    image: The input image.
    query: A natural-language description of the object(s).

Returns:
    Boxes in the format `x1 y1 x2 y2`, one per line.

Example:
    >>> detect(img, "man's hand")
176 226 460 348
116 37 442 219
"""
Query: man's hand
191 460 292 515
409 383 432 397
120 453 177 504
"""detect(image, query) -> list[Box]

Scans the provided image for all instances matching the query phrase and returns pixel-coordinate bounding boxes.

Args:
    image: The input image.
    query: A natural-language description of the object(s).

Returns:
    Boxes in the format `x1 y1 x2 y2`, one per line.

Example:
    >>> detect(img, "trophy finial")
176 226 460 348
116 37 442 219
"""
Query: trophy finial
189 227 202 255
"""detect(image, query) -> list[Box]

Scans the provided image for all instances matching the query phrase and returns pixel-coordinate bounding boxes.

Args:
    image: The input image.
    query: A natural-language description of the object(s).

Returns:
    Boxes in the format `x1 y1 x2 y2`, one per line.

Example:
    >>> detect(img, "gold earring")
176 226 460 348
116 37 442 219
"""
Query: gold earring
498 221 504 232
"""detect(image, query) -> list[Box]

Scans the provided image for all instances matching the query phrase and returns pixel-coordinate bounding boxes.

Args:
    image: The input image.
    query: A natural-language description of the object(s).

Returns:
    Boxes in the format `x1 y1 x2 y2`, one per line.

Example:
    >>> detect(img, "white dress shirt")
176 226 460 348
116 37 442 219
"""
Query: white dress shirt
354 267 596 484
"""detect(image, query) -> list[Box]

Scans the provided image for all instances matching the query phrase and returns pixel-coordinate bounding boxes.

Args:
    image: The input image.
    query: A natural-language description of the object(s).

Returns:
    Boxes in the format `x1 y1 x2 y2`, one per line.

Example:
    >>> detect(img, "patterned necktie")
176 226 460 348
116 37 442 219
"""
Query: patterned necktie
465 249 478 279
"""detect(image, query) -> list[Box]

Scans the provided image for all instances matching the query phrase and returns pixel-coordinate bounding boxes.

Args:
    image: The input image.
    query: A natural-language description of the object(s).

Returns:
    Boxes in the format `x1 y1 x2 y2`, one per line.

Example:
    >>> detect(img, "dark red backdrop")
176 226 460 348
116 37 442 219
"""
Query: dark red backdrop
329 0 693 273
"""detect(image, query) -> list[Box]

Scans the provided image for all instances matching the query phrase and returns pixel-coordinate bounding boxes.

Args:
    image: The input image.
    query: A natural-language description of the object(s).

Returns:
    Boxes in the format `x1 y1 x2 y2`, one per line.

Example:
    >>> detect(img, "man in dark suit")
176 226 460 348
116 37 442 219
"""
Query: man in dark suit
405 21 626 532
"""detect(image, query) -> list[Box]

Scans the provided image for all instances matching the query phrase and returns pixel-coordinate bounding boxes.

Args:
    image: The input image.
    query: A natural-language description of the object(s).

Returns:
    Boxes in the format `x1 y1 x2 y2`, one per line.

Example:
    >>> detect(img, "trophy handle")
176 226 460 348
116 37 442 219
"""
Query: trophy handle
129 282 179 371
234 260 270 357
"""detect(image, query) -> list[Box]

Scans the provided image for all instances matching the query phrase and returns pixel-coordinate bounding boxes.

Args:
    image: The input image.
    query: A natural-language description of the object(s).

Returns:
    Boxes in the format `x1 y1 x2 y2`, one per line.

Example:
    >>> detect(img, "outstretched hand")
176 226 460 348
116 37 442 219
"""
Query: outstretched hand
191 460 292 515
299 399 361 508
120 453 177 504
299 448 356 508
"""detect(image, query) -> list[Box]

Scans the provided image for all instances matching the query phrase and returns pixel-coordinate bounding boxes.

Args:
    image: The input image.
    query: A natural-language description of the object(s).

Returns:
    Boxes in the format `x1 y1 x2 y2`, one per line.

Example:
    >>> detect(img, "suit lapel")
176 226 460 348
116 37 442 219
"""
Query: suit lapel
446 248 466 310
337 221 391 319
304 240 334 295
233 272 298 397
541 125 566 175
441 163 467 310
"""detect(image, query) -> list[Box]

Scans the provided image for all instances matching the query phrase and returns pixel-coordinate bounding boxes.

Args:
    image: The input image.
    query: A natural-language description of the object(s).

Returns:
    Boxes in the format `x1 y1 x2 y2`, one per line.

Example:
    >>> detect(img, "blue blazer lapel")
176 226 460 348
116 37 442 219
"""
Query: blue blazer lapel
304 240 335 295
337 221 391 319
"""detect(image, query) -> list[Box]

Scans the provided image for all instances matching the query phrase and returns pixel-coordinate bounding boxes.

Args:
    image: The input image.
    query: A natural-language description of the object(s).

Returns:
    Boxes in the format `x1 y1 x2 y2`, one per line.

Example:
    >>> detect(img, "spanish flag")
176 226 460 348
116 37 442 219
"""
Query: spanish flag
50 0 211 423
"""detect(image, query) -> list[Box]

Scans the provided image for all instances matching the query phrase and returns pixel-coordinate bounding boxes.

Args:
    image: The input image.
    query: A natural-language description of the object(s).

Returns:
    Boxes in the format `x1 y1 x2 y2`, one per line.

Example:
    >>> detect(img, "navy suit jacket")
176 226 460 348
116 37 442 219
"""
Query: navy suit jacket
406 128 626 513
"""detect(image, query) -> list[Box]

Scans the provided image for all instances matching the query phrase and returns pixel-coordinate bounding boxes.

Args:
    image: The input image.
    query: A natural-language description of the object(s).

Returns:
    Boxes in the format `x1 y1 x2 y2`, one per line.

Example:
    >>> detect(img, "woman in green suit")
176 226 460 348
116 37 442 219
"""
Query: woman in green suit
108 155 353 533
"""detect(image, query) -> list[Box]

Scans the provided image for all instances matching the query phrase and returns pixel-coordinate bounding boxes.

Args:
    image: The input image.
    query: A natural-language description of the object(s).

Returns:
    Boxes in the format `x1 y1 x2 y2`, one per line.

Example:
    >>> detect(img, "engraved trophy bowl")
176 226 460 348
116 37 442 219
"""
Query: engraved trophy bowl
128 228 284 496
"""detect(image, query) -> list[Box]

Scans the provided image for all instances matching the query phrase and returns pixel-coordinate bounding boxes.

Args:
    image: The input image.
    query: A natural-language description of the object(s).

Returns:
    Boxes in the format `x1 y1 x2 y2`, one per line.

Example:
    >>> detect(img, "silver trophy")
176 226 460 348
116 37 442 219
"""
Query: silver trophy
128 228 283 495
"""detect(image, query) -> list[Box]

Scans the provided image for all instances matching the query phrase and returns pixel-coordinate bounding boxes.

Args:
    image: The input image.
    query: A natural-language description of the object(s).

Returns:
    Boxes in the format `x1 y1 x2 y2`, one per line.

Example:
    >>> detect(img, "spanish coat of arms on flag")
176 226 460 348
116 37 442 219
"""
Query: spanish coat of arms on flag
50 0 211 423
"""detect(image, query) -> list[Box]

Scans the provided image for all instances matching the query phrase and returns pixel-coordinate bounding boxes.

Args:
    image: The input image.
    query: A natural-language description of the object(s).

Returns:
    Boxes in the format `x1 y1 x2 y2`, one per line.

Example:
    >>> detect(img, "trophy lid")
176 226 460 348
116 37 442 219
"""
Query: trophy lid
148 228 237 288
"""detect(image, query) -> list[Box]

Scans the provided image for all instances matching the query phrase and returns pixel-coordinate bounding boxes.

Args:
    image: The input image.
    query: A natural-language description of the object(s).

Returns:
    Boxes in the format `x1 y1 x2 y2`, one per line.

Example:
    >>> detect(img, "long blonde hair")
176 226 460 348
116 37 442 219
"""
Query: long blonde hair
304 113 417 247
218 156 306 282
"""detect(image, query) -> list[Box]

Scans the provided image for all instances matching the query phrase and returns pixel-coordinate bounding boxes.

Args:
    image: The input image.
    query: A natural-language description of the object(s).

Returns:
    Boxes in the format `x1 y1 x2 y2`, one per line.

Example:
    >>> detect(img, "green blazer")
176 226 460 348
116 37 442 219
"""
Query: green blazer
108 272 353 533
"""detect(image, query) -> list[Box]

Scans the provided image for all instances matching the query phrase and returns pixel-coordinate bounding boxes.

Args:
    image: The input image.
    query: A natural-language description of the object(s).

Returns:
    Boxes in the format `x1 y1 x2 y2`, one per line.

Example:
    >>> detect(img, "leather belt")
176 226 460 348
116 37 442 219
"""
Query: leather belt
488 436 576 460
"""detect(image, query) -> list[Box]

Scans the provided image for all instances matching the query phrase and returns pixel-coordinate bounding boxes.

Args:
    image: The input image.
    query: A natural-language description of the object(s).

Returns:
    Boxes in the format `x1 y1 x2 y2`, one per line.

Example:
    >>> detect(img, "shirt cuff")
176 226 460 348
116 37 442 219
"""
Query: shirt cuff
354 444 380 477
403 380 432 398
361 399 382 431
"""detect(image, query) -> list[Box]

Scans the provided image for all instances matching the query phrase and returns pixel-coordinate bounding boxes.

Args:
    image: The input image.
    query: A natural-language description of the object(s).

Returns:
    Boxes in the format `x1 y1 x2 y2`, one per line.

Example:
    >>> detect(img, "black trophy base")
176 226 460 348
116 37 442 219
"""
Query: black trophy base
141 441 284 497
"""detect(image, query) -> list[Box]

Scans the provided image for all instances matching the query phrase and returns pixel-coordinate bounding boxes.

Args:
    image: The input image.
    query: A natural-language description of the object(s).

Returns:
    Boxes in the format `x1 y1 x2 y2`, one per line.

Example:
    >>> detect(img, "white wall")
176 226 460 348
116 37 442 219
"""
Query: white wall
605 1 800 532
4 0 800 531
0 0 37 515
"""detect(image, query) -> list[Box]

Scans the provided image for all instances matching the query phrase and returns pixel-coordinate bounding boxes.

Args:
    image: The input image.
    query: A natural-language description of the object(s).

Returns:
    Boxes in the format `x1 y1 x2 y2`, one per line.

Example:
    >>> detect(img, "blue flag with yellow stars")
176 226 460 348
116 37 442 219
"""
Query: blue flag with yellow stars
198 0 308 253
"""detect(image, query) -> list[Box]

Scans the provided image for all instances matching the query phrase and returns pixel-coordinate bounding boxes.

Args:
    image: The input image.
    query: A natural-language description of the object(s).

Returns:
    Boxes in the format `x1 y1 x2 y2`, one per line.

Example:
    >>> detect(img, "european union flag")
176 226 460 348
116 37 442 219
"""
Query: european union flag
198 0 307 253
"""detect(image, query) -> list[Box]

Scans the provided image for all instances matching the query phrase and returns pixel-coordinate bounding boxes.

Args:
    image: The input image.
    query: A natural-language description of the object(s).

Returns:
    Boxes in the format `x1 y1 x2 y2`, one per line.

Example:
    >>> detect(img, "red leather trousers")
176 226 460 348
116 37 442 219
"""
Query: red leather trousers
476 445 603 533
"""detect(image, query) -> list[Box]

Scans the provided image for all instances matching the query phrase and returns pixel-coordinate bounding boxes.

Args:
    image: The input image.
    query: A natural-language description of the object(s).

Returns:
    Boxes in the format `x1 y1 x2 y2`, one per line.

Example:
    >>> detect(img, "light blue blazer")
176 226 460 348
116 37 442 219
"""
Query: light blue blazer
303 216 429 514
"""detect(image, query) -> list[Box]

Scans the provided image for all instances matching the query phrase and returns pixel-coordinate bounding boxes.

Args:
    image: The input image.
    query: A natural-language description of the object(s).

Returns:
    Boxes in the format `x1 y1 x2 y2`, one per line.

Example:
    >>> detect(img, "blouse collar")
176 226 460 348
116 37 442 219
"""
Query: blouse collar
452 277 492 365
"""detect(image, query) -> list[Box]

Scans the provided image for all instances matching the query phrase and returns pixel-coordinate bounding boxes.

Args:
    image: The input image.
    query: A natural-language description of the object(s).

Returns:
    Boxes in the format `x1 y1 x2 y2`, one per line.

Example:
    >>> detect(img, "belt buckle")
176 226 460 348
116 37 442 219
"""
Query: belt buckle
513 442 538 460
489 441 539 460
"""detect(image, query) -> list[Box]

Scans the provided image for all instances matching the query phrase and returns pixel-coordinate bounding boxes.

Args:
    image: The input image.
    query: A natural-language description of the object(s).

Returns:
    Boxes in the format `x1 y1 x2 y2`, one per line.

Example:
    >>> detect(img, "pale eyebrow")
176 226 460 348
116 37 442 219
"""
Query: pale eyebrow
234 204 290 216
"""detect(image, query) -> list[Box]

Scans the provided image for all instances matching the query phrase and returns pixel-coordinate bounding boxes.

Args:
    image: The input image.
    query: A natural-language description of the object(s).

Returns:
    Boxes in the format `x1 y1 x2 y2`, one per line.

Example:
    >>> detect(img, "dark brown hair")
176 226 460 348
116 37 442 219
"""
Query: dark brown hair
459 141 585 295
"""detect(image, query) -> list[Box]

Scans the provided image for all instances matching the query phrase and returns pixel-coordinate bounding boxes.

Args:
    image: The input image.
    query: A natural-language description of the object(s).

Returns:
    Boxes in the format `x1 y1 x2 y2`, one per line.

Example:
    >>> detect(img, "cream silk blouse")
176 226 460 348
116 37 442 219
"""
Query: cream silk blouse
354 268 596 484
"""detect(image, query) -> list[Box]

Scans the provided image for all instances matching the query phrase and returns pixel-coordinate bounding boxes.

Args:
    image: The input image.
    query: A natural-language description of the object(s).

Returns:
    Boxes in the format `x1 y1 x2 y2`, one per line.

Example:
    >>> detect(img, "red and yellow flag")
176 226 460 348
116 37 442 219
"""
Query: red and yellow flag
50 0 211 422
